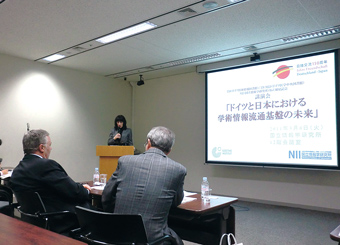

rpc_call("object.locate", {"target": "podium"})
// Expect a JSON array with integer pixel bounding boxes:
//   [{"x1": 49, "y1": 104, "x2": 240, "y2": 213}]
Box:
[{"x1": 96, "y1": 145, "x2": 134, "y2": 177}]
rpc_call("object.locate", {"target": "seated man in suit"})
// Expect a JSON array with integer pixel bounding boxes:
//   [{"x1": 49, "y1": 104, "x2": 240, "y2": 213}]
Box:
[
  {"x1": 10, "y1": 129, "x2": 91, "y2": 235},
  {"x1": 102, "y1": 126, "x2": 187, "y2": 245}
]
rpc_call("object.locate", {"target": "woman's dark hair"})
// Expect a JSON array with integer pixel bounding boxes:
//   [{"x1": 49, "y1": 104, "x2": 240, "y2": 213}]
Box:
[{"x1": 114, "y1": 115, "x2": 127, "y2": 130}]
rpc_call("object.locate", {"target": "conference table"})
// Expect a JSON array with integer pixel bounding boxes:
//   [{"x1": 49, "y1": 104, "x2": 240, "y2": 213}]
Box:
[
  {"x1": 168, "y1": 193, "x2": 237, "y2": 245},
  {"x1": 0, "y1": 213, "x2": 86, "y2": 245},
  {"x1": 88, "y1": 182, "x2": 238, "y2": 245}
]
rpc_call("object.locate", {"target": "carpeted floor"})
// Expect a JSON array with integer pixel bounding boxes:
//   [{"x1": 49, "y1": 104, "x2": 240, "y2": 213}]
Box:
[{"x1": 183, "y1": 200, "x2": 340, "y2": 245}]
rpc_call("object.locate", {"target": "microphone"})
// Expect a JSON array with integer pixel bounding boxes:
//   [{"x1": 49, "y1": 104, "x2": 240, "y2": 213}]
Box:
[{"x1": 117, "y1": 128, "x2": 123, "y2": 145}]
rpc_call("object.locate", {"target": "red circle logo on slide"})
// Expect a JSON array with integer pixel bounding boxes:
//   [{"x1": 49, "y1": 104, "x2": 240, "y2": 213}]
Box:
[{"x1": 273, "y1": 65, "x2": 291, "y2": 79}]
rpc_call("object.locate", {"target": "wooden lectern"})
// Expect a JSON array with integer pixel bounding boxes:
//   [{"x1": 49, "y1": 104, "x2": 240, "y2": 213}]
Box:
[{"x1": 96, "y1": 145, "x2": 134, "y2": 177}]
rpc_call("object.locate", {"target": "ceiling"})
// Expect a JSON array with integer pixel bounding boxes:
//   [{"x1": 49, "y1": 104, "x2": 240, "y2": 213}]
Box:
[{"x1": 0, "y1": 0, "x2": 339, "y2": 82}]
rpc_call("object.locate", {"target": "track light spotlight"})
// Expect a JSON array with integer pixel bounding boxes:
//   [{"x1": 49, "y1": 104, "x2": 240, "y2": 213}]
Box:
[{"x1": 137, "y1": 75, "x2": 144, "y2": 86}]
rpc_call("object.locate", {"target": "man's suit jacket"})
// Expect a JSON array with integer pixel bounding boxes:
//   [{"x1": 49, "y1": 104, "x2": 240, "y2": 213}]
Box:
[
  {"x1": 102, "y1": 148, "x2": 187, "y2": 244},
  {"x1": 10, "y1": 154, "x2": 90, "y2": 233},
  {"x1": 107, "y1": 128, "x2": 133, "y2": 145}
]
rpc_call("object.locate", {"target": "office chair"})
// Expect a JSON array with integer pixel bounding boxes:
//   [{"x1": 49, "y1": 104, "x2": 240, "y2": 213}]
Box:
[
  {"x1": 14, "y1": 191, "x2": 73, "y2": 231},
  {"x1": 0, "y1": 185, "x2": 15, "y2": 217},
  {"x1": 71, "y1": 206, "x2": 177, "y2": 245}
]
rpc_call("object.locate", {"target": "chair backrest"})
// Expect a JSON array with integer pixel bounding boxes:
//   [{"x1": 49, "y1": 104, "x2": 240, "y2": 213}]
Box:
[
  {"x1": 14, "y1": 191, "x2": 48, "y2": 229},
  {"x1": 0, "y1": 185, "x2": 13, "y2": 203},
  {"x1": 0, "y1": 185, "x2": 14, "y2": 217},
  {"x1": 75, "y1": 206, "x2": 149, "y2": 244}
]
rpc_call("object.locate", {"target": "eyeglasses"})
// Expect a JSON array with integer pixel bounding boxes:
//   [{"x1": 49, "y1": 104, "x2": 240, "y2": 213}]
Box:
[{"x1": 144, "y1": 139, "x2": 149, "y2": 148}]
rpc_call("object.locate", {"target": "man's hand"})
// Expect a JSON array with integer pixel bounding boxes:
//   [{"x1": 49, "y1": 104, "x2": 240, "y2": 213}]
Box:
[
  {"x1": 1, "y1": 169, "x2": 8, "y2": 175},
  {"x1": 82, "y1": 184, "x2": 91, "y2": 191}
]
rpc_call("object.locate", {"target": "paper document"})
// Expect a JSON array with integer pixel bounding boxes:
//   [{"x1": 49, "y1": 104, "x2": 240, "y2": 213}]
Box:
[
  {"x1": 181, "y1": 196, "x2": 197, "y2": 204},
  {"x1": 184, "y1": 190, "x2": 197, "y2": 196},
  {"x1": 91, "y1": 185, "x2": 105, "y2": 190},
  {"x1": 0, "y1": 170, "x2": 12, "y2": 179}
]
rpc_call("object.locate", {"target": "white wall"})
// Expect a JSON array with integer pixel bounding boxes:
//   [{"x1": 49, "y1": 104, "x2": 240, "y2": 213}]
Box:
[
  {"x1": 0, "y1": 54, "x2": 132, "y2": 181},
  {"x1": 1, "y1": 40, "x2": 340, "y2": 213},
  {"x1": 133, "y1": 46, "x2": 340, "y2": 213}
]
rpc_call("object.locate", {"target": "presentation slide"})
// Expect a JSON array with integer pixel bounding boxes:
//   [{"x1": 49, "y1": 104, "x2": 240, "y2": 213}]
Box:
[{"x1": 206, "y1": 51, "x2": 339, "y2": 169}]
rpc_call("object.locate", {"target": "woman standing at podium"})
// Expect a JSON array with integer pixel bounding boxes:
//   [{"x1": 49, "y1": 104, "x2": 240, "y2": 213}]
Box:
[{"x1": 108, "y1": 115, "x2": 133, "y2": 146}]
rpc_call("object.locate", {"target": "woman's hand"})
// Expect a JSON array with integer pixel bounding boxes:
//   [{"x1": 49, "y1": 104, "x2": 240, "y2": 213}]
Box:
[{"x1": 114, "y1": 133, "x2": 121, "y2": 140}]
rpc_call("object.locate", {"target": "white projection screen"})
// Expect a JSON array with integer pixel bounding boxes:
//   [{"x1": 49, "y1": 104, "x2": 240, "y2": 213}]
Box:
[{"x1": 206, "y1": 50, "x2": 340, "y2": 170}]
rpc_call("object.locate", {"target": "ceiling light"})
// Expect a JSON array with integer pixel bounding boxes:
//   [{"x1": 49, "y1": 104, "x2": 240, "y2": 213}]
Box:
[
  {"x1": 177, "y1": 8, "x2": 198, "y2": 18},
  {"x1": 243, "y1": 45, "x2": 257, "y2": 51},
  {"x1": 42, "y1": 54, "x2": 66, "y2": 62},
  {"x1": 161, "y1": 53, "x2": 221, "y2": 67},
  {"x1": 282, "y1": 25, "x2": 340, "y2": 43},
  {"x1": 37, "y1": 1, "x2": 249, "y2": 64},
  {"x1": 109, "y1": 52, "x2": 222, "y2": 78},
  {"x1": 203, "y1": 1, "x2": 219, "y2": 9},
  {"x1": 96, "y1": 22, "x2": 157, "y2": 44}
]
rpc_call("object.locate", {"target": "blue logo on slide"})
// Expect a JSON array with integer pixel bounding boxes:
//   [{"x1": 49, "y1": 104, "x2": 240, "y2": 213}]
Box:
[
  {"x1": 288, "y1": 150, "x2": 332, "y2": 160},
  {"x1": 212, "y1": 147, "x2": 221, "y2": 158}
]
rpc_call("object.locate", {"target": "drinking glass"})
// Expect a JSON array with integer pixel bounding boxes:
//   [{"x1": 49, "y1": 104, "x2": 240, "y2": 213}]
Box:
[{"x1": 100, "y1": 174, "x2": 107, "y2": 186}]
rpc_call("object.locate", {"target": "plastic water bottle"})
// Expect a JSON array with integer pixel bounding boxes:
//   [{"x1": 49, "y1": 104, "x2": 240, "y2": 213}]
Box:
[
  {"x1": 201, "y1": 177, "x2": 209, "y2": 200},
  {"x1": 93, "y1": 167, "x2": 100, "y2": 185}
]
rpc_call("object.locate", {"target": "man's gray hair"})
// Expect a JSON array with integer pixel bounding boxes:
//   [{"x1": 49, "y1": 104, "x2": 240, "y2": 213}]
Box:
[
  {"x1": 23, "y1": 129, "x2": 49, "y2": 154},
  {"x1": 147, "y1": 126, "x2": 175, "y2": 154}
]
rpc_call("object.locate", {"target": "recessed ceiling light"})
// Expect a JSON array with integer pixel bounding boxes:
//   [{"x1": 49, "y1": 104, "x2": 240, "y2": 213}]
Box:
[
  {"x1": 177, "y1": 8, "x2": 198, "y2": 18},
  {"x1": 203, "y1": 1, "x2": 219, "y2": 9},
  {"x1": 96, "y1": 22, "x2": 157, "y2": 44},
  {"x1": 243, "y1": 45, "x2": 257, "y2": 51},
  {"x1": 42, "y1": 54, "x2": 65, "y2": 62}
]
